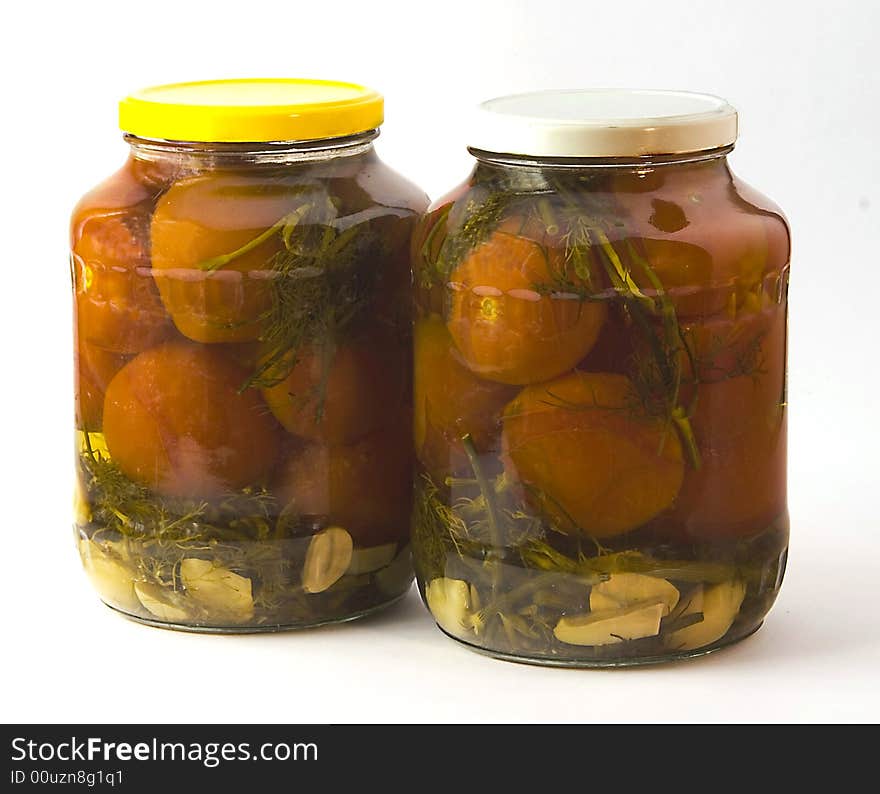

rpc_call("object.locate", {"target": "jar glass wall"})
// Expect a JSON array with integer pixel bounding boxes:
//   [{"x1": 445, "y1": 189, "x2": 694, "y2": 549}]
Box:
[
  {"x1": 411, "y1": 91, "x2": 789, "y2": 665},
  {"x1": 72, "y1": 80, "x2": 427, "y2": 631}
]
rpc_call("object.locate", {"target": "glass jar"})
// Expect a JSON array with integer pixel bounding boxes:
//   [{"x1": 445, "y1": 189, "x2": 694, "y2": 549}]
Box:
[
  {"x1": 72, "y1": 79, "x2": 428, "y2": 631},
  {"x1": 412, "y1": 90, "x2": 789, "y2": 665}
]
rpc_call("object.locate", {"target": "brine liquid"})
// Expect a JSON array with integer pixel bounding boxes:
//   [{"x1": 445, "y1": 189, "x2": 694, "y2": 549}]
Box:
[
  {"x1": 73, "y1": 146, "x2": 427, "y2": 630},
  {"x1": 411, "y1": 157, "x2": 790, "y2": 664}
]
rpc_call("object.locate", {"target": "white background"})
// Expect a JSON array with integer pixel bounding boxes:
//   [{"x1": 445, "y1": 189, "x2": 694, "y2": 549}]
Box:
[{"x1": 1, "y1": 0, "x2": 878, "y2": 723}]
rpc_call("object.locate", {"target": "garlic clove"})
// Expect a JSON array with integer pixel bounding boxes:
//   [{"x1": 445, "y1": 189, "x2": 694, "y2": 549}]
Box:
[
  {"x1": 134, "y1": 582, "x2": 189, "y2": 623},
  {"x1": 554, "y1": 599, "x2": 666, "y2": 646},
  {"x1": 590, "y1": 572, "x2": 680, "y2": 616},
  {"x1": 179, "y1": 558, "x2": 254, "y2": 622},
  {"x1": 425, "y1": 577, "x2": 478, "y2": 639},
  {"x1": 302, "y1": 526, "x2": 353, "y2": 594},
  {"x1": 79, "y1": 539, "x2": 140, "y2": 613},
  {"x1": 664, "y1": 579, "x2": 746, "y2": 651}
]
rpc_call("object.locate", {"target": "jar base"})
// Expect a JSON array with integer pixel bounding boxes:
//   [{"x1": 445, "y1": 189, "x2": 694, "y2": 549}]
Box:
[
  {"x1": 437, "y1": 620, "x2": 765, "y2": 668},
  {"x1": 100, "y1": 589, "x2": 410, "y2": 634}
]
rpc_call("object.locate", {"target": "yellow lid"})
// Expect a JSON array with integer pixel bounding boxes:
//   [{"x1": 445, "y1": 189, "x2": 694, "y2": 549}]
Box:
[{"x1": 119, "y1": 78, "x2": 384, "y2": 143}]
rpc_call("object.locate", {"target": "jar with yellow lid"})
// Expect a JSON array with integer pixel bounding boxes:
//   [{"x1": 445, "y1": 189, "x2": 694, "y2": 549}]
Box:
[
  {"x1": 72, "y1": 79, "x2": 427, "y2": 631},
  {"x1": 411, "y1": 90, "x2": 789, "y2": 665}
]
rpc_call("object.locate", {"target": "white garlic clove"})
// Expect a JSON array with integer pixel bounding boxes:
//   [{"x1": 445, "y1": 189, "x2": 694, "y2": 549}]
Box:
[
  {"x1": 554, "y1": 600, "x2": 666, "y2": 646},
  {"x1": 302, "y1": 526, "x2": 353, "y2": 594},
  {"x1": 664, "y1": 579, "x2": 746, "y2": 651},
  {"x1": 79, "y1": 539, "x2": 140, "y2": 613},
  {"x1": 590, "y1": 572, "x2": 680, "y2": 616},
  {"x1": 425, "y1": 577, "x2": 479, "y2": 639},
  {"x1": 179, "y1": 558, "x2": 254, "y2": 622},
  {"x1": 134, "y1": 582, "x2": 190, "y2": 622}
]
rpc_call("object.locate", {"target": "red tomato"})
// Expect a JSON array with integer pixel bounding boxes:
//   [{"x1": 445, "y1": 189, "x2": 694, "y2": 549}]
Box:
[
  {"x1": 447, "y1": 221, "x2": 606, "y2": 385},
  {"x1": 150, "y1": 172, "x2": 306, "y2": 343},
  {"x1": 664, "y1": 304, "x2": 787, "y2": 539},
  {"x1": 503, "y1": 372, "x2": 684, "y2": 538},
  {"x1": 262, "y1": 334, "x2": 406, "y2": 445},
  {"x1": 103, "y1": 342, "x2": 280, "y2": 497},
  {"x1": 414, "y1": 315, "x2": 515, "y2": 479},
  {"x1": 72, "y1": 162, "x2": 173, "y2": 355},
  {"x1": 274, "y1": 431, "x2": 411, "y2": 547}
]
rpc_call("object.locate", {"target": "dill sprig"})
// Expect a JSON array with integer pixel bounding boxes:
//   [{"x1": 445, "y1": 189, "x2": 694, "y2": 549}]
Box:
[
  {"x1": 78, "y1": 440, "x2": 410, "y2": 625},
  {"x1": 249, "y1": 199, "x2": 390, "y2": 389},
  {"x1": 417, "y1": 166, "x2": 703, "y2": 469},
  {"x1": 421, "y1": 174, "x2": 537, "y2": 286},
  {"x1": 79, "y1": 441, "x2": 281, "y2": 546},
  {"x1": 461, "y1": 434, "x2": 503, "y2": 594},
  {"x1": 190, "y1": 184, "x2": 395, "y2": 392},
  {"x1": 437, "y1": 189, "x2": 518, "y2": 273},
  {"x1": 412, "y1": 464, "x2": 774, "y2": 656},
  {"x1": 412, "y1": 472, "x2": 463, "y2": 582},
  {"x1": 525, "y1": 176, "x2": 702, "y2": 469}
]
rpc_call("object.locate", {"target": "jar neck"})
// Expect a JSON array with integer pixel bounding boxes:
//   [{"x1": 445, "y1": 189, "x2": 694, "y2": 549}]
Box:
[
  {"x1": 467, "y1": 146, "x2": 734, "y2": 191},
  {"x1": 469, "y1": 145, "x2": 733, "y2": 171},
  {"x1": 125, "y1": 130, "x2": 379, "y2": 169}
]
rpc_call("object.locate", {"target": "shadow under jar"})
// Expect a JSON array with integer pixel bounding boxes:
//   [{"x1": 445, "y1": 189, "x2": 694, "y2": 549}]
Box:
[
  {"x1": 72, "y1": 79, "x2": 428, "y2": 631},
  {"x1": 411, "y1": 89, "x2": 790, "y2": 666}
]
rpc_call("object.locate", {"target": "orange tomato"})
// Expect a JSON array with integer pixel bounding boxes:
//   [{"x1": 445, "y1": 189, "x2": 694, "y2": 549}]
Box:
[
  {"x1": 150, "y1": 172, "x2": 307, "y2": 343},
  {"x1": 446, "y1": 224, "x2": 606, "y2": 385},
  {"x1": 72, "y1": 164, "x2": 173, "y2": 355},
  {"x1": 274, "y1": 431, "x2": 411, "y2": 547},
  {"x1": 503, "y1": 372, "x2": 684, "y2": 538},
  {"x1": 414, "y1": 316, "x2": 515, "y2": 478},
  {"x1": 75, "y1": 337, "x2": 128, "y2": 431},
  {"x1": 262, "y1": 336, "x2": 405, "y2": 444},
  {"x1": 102, "y1": 341, "x2": 280, "y2": 497},
  {"x1": 664, "y1": 305, "x2": 787, "y2": 538}
]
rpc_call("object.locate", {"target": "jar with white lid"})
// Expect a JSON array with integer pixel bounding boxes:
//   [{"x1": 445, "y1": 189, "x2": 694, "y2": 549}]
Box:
[
  {"x1": 72, "y1": 79, "x2": 427, "y2": 631},
  {"x1": 411, "y1": 89, "x2": 789, "y2": 665}
]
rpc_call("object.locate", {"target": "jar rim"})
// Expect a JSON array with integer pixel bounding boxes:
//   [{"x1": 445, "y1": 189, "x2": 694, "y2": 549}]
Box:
[
  {"x1": 124, "y1": 129, "x2": 379, "y2": 157},
  {"x1": 467, "y1": 144, "x2": 734, "y2": 169},
  {"x1": 468, "y1": 89, "x2": 738, "y2": 159}
]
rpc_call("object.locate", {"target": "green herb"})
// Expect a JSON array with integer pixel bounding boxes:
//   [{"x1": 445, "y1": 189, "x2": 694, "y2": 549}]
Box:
[
  {"x1": 421, "y1": 173, "x2": 538, "y2": 286},
  {"x1": 461, "y1": 434, "x2": 503, "y2": 595},
  {"x1": 412, "y1": 164, "x2": 782, "y2": 661},
  {"x1": 77, "y1": 438, "x2": 407, "y2": 627},
  {"x1": 189, "y1": 183, "x2": 401, "y2": 397},
  {"x1": 196, "y1": 202, "x2": 311, "y2": 273},
  {"x1": 526, "y1": 178, "x2": 702, "y2": 469},
  {"x1": 80, "y1": 435, "x2": 278, "y2": 546},
  {"x1": 418, "y1": 165, "x2": 703, "y2": 468},
  {"x1": 413, "y1": 464, "x2": 783, "y2": 659}
]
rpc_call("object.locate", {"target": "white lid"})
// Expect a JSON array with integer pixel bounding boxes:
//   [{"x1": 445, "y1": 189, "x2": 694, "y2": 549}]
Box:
[{"x1": 469, "y1": 89, "x2": 738, "y2": 158}]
